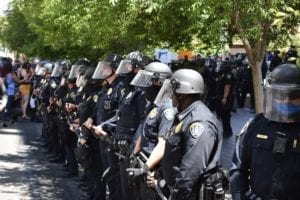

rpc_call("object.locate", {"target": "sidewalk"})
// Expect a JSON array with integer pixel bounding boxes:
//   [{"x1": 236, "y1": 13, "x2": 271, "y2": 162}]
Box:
[{"x1": 221, "y1": 107, "x2": 255, "y2": 170}]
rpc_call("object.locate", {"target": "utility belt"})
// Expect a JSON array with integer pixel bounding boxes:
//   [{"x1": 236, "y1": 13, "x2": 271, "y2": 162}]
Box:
[
  {"x1": 199, "y1": 167, "x2": 229, "y2": 200},
  {"x1": 245, "y1": 190, "x2": 262, "y2": 200},
  {"x1": 114, "y1": 126, "x2": 136, "y2": 141}
]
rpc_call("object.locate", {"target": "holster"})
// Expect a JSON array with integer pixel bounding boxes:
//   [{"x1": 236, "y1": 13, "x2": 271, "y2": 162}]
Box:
[{"x1": 200, "y1": 168, "x2": 229, "y2": 200}]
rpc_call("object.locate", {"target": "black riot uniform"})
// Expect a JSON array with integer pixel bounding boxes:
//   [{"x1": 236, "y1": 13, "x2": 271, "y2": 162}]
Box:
[
  {"x1": 115, "y1": 86, "x2": 149, "y2": 200},
  {"x1": 230, "y1": 114, "x2": 300, "y2": 200},
  {"x1": 230, "y1": 63, "x2": 300, "y2": 200},
  {"x1": 63, "y1": 83, "x2": 79, "y2": 175},
  {"x1": 94, "y1": 76, "x2": 130, "y2": 200},
  {"x1": 78, "y1": 85, "x2": 105, "y2": 199},
  {"x1": 126, "y1": 61, "x2": 173, "y2": 200},
  {"x1": 215, "y1": 61, "x2": 235, "y2": 136}
]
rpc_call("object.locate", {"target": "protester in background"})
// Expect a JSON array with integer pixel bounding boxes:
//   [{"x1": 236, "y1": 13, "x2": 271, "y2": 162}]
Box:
[
  {"x1": 1, "y1": 58, "x2": 22, "y2": 126},
  {"x1": 18, "y1": 61, "x2": 33, "y2": 119}
]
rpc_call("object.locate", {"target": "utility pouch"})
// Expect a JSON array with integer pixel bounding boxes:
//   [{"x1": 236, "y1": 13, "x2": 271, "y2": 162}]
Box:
[
  {"x1": 202, "y1": 168, "x2": 229, "y2": 200},
  {"x1": 273, "y1": 132, "x2": 287, "y2": 154}
]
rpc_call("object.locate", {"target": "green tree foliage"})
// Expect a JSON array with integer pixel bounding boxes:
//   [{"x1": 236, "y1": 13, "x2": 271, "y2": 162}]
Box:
[{"x1": 0, "y1": 1, "x2": 299, "y2": 111}]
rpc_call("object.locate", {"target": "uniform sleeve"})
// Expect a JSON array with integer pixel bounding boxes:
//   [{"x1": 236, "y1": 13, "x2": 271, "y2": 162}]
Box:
[
  {"x1": 230, "y1": 118, "x2": 255, "y2": 200},
  {"x1": 171, "y1": 122, "x2": 217, "y2": 200}
]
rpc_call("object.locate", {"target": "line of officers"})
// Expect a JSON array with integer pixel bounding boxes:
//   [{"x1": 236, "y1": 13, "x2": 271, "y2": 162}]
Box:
[{"x1": 33, "y1": 50, "x2": 300, "y2": 200}]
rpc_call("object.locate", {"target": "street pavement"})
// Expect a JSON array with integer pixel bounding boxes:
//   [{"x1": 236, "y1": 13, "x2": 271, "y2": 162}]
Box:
[
  {"x1": 0, "y1": 108, "x2": 254, "y2": 200},
  {"x1": 0, "y1": 119, "x2": 79, "y2": 200}
]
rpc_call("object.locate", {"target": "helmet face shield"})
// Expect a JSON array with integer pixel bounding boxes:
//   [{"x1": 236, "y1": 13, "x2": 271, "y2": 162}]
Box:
[
  {"x1": 130, "y1": 70, "x2": 154, "y2": 87},
  {"x1": 36, "y1": 67, "x2": 47, "y2": 76},
  {"x1": 51, "y1": 63, "x2": 63, "y2": 77},
  {"x1": 115, "y1": 60, "x2": 133, "y2": 75},
  {"x1": 35, "y1": 64, "x2": 42, "y2": 74},
  {"x1": 153, "y1": 79, "x2": 174, "y2": 106},
  {"x1": 91, "y1": 62, "x2": 112, "y2": 80},
  {"x1": 68, "y1": 65, "x2": 82, "y2": 80},
  {"x1": 264, "y1": 84, "x2": 300, "y2": 122}
]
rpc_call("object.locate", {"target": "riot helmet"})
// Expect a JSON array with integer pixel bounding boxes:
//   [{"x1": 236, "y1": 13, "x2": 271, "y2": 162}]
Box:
[
  {"x1": 130, "y1": 62, "x2": 172, "y2": 102},
  {"x1": 154, "y1": 69, "x2": 204, "y2": 109},
  {"x1": 51, "y1": 59, "x2": 71, "y2": 77},
  {"x1": 130, "y1": 62, "x2": 172, "y2": 88},
  {"x1": 79, "y1": 67, "x2": 95, "y2": 88},
  {"x1": 92, "y1": 54, "x2": 122, "y2": 80},
  {"x1": 44, "y1": 62, "x2": 54, "y2": 74},
  {"x1": 264, "y1": 63, "x2": 300, "y2": 122},
  {"x1": 116, "y1": 51, "x2": 151, "y2": 75},
  {"x1": 68, "y1": 58, "x2": 90, "y2": 82},
  {"x1": 103, "y1": 54, "x2": 122, "y2": 70},
  {"x1": 35, "y1": 61, "x2": 49, "y2": 75},
  {"x1": 170, "y1": 69, "x2": 204, "y2": 94}
]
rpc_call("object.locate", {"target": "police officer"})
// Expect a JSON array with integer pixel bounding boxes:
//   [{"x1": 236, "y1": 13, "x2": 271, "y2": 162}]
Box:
[
  {"x1": 216, "y1": 60, "x2": 235, "y2": 136},
  {"x1": 230, "y1": 63, "x2": 300, "y2": 200},
  {"x1": 161, "y1": 69, "x2": 223, "y2": 200},
  {"x1": 203, "y1": 57, "x2": 218, "y2": 111},
  {"x1": 86, "y1": 54, "x2": 128, "y2": 200},
  {"x1": 111, "y1": 51, "x2": 151, "y2": 200},
  {"x1": 72, "y1": 66, "x2": 106, "y2": 200},
  {"x1": 62, "y1": 59, "x2": 89, "y2": 177},
  {"x1": 129, "y1": 62, "x2": 174, "y2": 200}
]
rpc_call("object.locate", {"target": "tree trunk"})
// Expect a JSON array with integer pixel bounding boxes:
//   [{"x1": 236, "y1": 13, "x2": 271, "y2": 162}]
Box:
[{"x1": 250, "y1": 60, "x2": 264, "y2": 113}]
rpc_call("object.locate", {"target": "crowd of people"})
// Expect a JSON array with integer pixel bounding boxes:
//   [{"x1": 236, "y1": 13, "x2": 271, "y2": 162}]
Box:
[{"x1": 0, "y1": 46, "x2": 299, "y2": 200}]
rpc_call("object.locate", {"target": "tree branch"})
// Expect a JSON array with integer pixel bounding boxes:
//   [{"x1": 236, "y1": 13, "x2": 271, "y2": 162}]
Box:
[{"x1": 234, "y1": 10, "x2": 254, "y2": 65}]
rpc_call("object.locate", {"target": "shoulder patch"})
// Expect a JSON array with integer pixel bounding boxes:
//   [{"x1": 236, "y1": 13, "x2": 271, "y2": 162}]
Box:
[
  {"x1": 175, "y1": 121, "x2": 183, "y2": 134},
  {"x1": 107, "y1": 88, "x2": 113, "y2": 95},
  {"x1": 93, "y1": 95, "x2": 98, "y2": 103},
  {"x1": 163, "y1": 108, "x2": 175, "y2": 121},
  {"x1": 189, "y1": 122, "x2": 205, "y2": 139}
]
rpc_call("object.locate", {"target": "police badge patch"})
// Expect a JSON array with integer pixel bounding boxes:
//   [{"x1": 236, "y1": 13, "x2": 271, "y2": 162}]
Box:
[
  {"x1": 163, "y1": 108, "x2": 175, "y2": 121},
  {"x1": 120, "y1": 88, "x2": 126, "y2": 97},
  {"x1": 107, "y1": 88, "x2": 113, "y2": 95},
  {"x1": 175, "y1": 121, "x2": 183, "y2": 134},
  {"x1": 189, "y1": 122, "x2": 205, "y2": 138},
  {"x1": 149, "y1": 108, "x2": 158, "y2": 119},
  {"x1": 93, "y1": 95, "x2": 98, "y2": 103}
]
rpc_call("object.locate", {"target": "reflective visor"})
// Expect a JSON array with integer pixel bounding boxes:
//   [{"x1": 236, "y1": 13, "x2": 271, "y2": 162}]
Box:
[
  {"x1": 153, "y1": 79, "x2": 174, "y2": 106},
  {"x1": 264, "y1": 83, "x2": 300, "y2": 122},
  {"x1": 68, "y1": 65, "x2": 82, "y2": 80},
  {"x1": 36, "y1": 67, "x2": 47, "y2": 76},
  {"x1": 35, "y1": 64, "x2": 42, "y2": 74},
  {"x1": 91, "y1": 62, "x2": 112, "y2": 80},
  {"x1": 115, "y1": 60, "x2": 133, "y2": 75},
  {"x1": 51, "y1": 63, "x2": 62, "y2": 77},
  {"x1": 130, "y1": 70, "x2": 154, "y2": 87}
]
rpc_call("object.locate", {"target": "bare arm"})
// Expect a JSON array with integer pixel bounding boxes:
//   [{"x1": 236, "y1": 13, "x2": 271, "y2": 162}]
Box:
[{"x1": 146, "y1": 137, "x2": 166, "y2": 170}]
